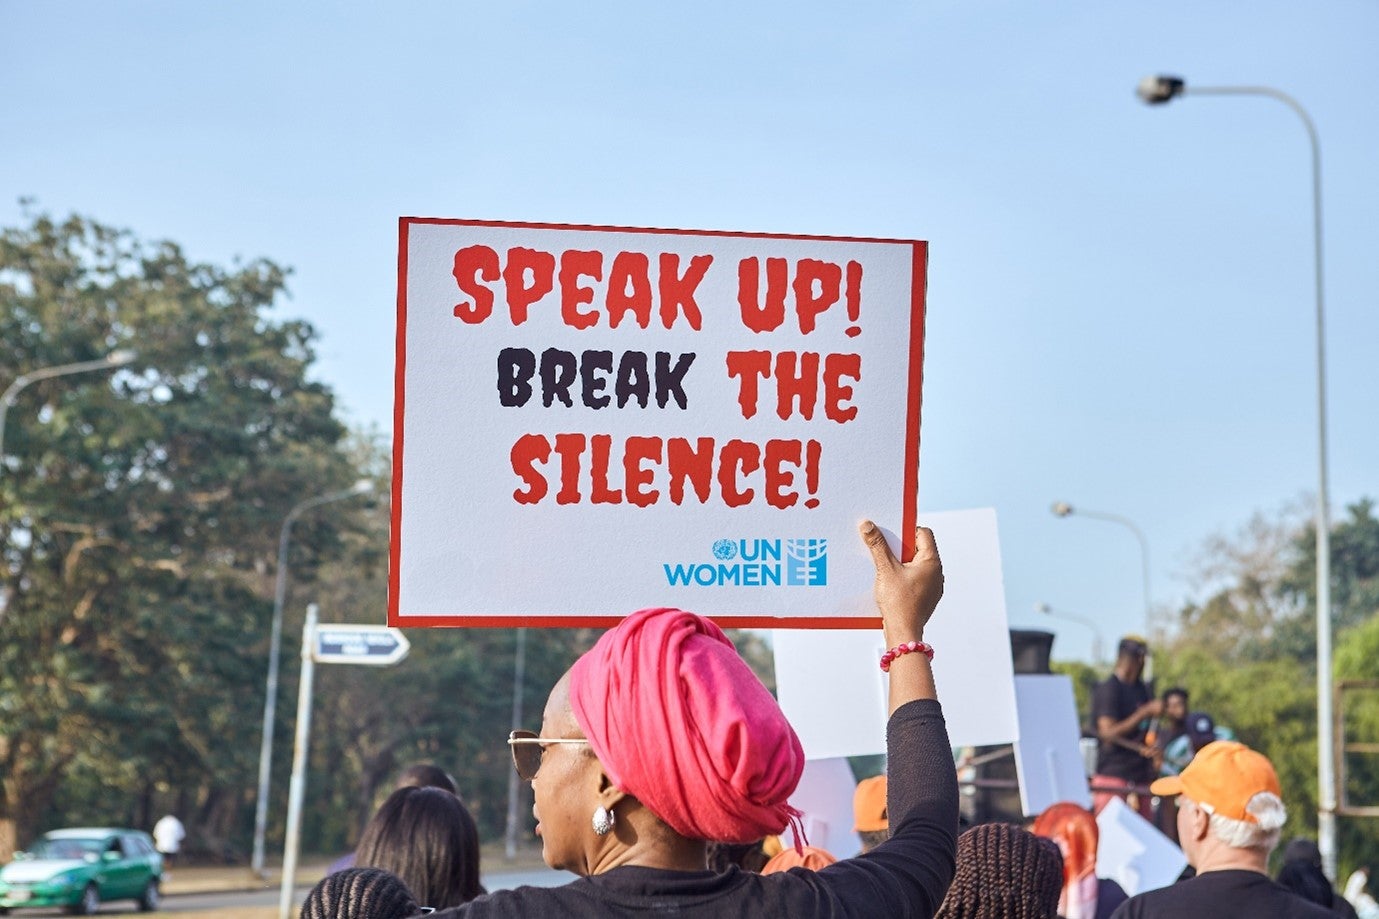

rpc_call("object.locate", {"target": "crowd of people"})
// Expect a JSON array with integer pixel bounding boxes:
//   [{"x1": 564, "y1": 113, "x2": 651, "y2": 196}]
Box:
[
  {"x1": 1089, "y1": 635, "x2": 1236, "y2": 843},
  {"x1": 294, "y1": 523, "x2": 1372, "y2": 918}
]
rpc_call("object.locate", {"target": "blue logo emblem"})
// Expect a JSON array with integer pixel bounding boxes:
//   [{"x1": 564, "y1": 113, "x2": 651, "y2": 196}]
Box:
[
  {"x1": 785, "y1": 539, "x2": 828, "y2": 586},
  {"x1": 662, "y1": 538, "x2": 827, "y2": 588}
]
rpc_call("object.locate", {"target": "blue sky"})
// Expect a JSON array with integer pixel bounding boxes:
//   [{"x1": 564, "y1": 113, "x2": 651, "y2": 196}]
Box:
[{"x1": 4, "y1": 1, "x2": 1376, "y2": 662}]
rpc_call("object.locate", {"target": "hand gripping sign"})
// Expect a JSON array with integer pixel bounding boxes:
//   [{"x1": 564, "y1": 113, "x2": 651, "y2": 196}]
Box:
[{"x1": 392, "y1": 218, "x2": 927, "y2": 628}]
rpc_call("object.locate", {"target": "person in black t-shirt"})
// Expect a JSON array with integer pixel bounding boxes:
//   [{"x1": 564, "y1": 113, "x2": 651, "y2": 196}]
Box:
[
  {"x1": 1090, "y1": 636, "x2": 1160, "y2": 819},
  {"x1": 1109, "y1": 741, "x2": 1332, "y2": 919}
]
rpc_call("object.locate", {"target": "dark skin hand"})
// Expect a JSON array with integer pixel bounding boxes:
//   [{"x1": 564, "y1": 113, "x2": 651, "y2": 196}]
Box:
[{"x1": 859, "y1": 521, "x2": 944, "y2": 715}]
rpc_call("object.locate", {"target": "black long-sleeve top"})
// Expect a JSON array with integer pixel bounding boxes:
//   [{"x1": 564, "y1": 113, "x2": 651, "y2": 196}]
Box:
[{"x1": 432, "y1": 698, "x2": 957, "y2": 919}]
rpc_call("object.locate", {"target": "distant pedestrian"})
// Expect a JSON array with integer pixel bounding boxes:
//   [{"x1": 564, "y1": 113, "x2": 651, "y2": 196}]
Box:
[
  {"x1": 1109, "y1": 741, "x2": 1331, "y2": 918},
  {"x1": 152, "y1": 814, "x2": 185, "y2": 867},
  {"x1": 1091, "y1": 636, "x2": 1160, "y2": 820},
  {"x1": 1277, "y1": 848, "x2": 1358, "y2": 919},
  {"x1": 1147, "y1": 687, "x2": 1190, "y2": 767},
  {"x1": 396, "y1": 763, "x2": 461, "y2": 798},
  {"x1": 1160, "y1": 712, "x2": 1235, "y2": 777},
  {"x1": 301, "y1": 867, "x2": 422, "y2": 919}
]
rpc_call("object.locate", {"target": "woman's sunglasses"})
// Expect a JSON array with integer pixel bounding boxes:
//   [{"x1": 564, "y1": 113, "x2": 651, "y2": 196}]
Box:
[{"x1": 508, "y1": 729, "x2": 590, "y2": 781}]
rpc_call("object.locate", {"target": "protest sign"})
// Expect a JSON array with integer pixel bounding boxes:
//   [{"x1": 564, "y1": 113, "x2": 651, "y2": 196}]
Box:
[
  {"x1": 779, "y1": 757, "x2": 865, "y2": 860},
  {"x1": 1096, "y1": 796, "x2": 1188, "y2": 896},
  {"x1": 392, "y1": 218, "x2": 926, "y2": 627},
  {"x1": 774, "y1": 509, "x2": 1018, "y2": 754},
  {"x1": 1013, "y1": 674, "x2": 1093, "y2": 815}
]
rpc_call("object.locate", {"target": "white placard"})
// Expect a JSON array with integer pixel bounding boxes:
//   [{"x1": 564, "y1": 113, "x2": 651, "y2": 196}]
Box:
[
  {"x1": 392, "y1": 218, "x2": 926, "y2": 627},
  {"x1": 779, "y1": 757, "x2": 863, "y2": 860},
  {"x1": 1013, "y1": 674, "x2": 1092, "y2": 815},
  {"x1": 1095, "y1": 796, "x2": 1187, "y2": 896},
  {"x1": 774, "y1": 509, "x2": 1018, "y2": 754}
]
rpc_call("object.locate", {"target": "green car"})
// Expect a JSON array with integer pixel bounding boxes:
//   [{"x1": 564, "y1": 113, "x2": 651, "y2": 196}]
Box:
[{"x1": 0, "y1": 828, "x2": 163, "y2": 914}]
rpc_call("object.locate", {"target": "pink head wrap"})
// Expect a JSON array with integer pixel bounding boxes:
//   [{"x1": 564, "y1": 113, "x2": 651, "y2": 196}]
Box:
[{"x1": 568, "y1": 607, "x2": 805, "y2": 843}]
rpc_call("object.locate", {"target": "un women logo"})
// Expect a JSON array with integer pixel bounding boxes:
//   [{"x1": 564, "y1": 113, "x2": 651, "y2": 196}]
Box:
[{"x1": 784, "y1": 538, "x2": 827, "y2": 586}]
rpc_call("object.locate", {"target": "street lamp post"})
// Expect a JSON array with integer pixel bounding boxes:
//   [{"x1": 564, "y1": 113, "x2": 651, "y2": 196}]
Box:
[
  {"x1": 0, "y1": 350, "x2": 138, "y2": 466},
  {"x1": 1036, "y1": 603, "x2": 1105, "y2": 665},
  {"x1": 1051, "y1": 502, "x2": 1152, "y2": 638},
  {"x1": 1136, "y1": 74, "x2": 1336, "y2": 878},
  {"x1": 250, "y1": 478, "x2": 375, "y2": 877}
]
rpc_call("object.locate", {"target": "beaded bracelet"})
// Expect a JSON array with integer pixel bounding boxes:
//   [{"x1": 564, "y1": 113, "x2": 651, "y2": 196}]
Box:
[{"x1": 880, "y1": 640, "x2": 935, "y2": 672}]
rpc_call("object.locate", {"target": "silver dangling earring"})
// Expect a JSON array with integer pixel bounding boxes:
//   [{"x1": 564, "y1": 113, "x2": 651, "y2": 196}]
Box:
[{"x1": 592, "y1": 805, "x2": 615, "y2": 836}]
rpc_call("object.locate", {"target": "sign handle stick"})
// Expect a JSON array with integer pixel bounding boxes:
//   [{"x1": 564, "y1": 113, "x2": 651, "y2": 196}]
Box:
[
  {"x1": 503, "y1": 627, "x2": 527, "y2": 859},
  {"x1": 1045, "y1": 748, "x2": 1062, "y2": 802},
  {"x1": 278, "y1": 604, "x2": 318, "y2": 919}
]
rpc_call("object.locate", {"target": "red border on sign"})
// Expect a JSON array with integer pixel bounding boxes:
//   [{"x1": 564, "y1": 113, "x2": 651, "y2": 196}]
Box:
[
  {"x1": 388, "y1": 218, "x2": 927, "y2": 631},
  {"x1": 901, "y1": 241, "x2": 928, "y2": 565},
  {"x1": 389, "y1": 218, "x2": 410, "y2": 629}
]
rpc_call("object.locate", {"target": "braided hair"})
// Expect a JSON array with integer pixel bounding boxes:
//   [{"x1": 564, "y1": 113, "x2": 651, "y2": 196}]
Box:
[
  {"x1": 935, "y1": 822, "x2": 1064, "y2": 919},
  {"x1": 300, "y1": 867, "x2": 421, "y2": 919}
]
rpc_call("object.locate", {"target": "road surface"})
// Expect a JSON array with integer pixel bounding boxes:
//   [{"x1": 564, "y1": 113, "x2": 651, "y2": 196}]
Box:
[{"x1": 4, "y1": 864, "x2": 570, "y2": 914}]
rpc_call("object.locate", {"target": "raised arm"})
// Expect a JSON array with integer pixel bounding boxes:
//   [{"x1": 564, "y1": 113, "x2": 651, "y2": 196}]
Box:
[
  {"x1": 829, "y1": 521, "x2": 955, "y2": 918},
  {"x1": 859, "y1": 521, "x2": 943, "y2": 714}
]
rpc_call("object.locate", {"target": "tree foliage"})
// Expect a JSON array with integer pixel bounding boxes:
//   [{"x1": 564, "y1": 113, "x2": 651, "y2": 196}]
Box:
[
  {"x1": 1151, "y1": 498, "x2": 1379, "y2": 875},
  {"x1": 0, "y1": 211, "x2": 359, "y2": 859},
  {"x1": 0, "y1": 212, "x2": 620, "y2": 863}
]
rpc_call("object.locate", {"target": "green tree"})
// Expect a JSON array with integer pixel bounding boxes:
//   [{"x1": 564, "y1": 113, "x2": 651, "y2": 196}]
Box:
[
  {"x1": 1151, "y1": 646, "x2": 1316, "y2": 844},
  {"x1": 1051, "y1": 659, "x2": 1101, "y2": 732},
  {"x1": 1331, "y1": 604, "x2": 1379, "y2": 879},
  {"x1": 1157, "y1": 498, "x2": 1379, "y2": 871},
  {"x1": 1277, "y1": 500, "x2": 1379, "y2": 659},
  {"x1": 0, "y1": 211, "x2": 360, "y2": 860}
]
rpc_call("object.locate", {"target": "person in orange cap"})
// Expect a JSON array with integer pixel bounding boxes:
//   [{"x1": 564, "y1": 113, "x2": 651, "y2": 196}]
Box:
[
  {"x1": 1109, "y1": 741, "x2": 1331, "y2": 918},
  {"x1": 853, "y1": 774, "x2": 889, "y2": 853},
  {"x1": 760, "y1": 845, "x2": 839, "y2": 875}
]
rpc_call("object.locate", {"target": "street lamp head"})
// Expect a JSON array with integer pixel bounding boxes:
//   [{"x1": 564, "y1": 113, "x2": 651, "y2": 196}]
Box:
[
  {"x1": 105, "y1": 349, "x2": 137, "y2": 366},
  {"x1": 1137, "y1": 74, "x2": 1186, "y2": 105},
  {"x1": 350, "y1": 479, "x2": 376, "y2": 495},
  {"x1": 1051, "y1": 501, "x2": 1074, "y2": 518}
]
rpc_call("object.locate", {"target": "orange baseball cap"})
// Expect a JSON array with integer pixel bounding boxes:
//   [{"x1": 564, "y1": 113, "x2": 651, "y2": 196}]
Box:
[
  {"x1": 853, "y1": 774, "x2": 888, "y2": 832},
  {"x1": 1149, "y1": 741, "x2": 1281, "y2": 822},
  {"x1": 761, "y1": 844, "x2": 838, "y2": 874}
]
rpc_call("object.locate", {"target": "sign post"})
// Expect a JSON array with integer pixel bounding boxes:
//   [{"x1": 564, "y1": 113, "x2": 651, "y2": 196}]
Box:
[{"x1": 277, "y1": 610, "x2": 410, "y2": 919}]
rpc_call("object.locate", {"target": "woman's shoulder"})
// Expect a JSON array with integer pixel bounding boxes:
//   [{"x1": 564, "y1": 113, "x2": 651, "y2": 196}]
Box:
[
  {"x1": 429, "y1": 881, "x2": 598, "y2": 918},
  {"x1": 439, "y1": 869, "x2": 840, "y2": 919}
]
